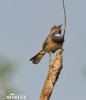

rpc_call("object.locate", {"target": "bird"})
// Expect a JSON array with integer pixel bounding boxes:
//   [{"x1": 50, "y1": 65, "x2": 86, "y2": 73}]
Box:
[{"x1": 30, "y1": 24, "x2": 64, "y2": 64}]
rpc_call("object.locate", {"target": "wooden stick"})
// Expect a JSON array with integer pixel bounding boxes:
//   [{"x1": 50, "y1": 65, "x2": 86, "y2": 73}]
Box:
[{"x1": 40, "y1": 48, "x2": 64, "y2": 100}]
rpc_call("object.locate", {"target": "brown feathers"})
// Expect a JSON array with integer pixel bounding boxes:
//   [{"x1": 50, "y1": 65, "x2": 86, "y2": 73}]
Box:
[{"x1": 30, "y1": 49, "x2": 45, "y2": 64}]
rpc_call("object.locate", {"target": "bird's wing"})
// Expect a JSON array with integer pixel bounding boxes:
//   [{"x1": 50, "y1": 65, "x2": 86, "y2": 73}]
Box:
[
  {"x1": 42, "y1": 36, "x2": 49, "y2": 49},
  {"x1": 42, "y1": 29, "x2": 54, "y2": 48}
]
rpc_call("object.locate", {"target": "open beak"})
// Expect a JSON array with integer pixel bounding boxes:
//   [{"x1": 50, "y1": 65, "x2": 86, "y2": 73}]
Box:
[{"x1": 58, "y1": 24, "x2": 63, "y2": 29}]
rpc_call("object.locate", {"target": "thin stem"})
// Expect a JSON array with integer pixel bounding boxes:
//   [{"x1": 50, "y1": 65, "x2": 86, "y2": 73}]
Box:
[{"x1": 62, "y1": 0, "x2": 66, "y2": 37}]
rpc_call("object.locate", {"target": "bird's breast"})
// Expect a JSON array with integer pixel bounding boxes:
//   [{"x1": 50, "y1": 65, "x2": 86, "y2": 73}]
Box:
[{"x1": 44, "y1": 37, "x2": 63, "y2": 53}]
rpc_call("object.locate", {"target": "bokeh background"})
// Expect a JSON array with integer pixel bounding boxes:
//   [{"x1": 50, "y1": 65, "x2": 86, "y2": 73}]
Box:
[{"x1": 0, "y1": 0, "x2": 86, "y2": 100}]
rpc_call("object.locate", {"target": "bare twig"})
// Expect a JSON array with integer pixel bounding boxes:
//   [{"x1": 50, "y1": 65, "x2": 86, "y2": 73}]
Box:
[
  {"x1": 40, "y1": 48, "x2": 63, "y2": 100},
  {"x1": 62, "y1": 0, "x2": 66, "y2": 37}
]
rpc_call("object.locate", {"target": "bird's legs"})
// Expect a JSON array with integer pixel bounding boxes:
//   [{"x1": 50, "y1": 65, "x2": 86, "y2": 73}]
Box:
[{"x1": 49, "y1": 52, "x2": 51, "y2": 65}]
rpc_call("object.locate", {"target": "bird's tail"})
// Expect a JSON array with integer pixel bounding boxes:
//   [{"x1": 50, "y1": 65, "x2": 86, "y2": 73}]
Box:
[{"x1": 30, "y1": 49, "x2": 45, "y2": 64}]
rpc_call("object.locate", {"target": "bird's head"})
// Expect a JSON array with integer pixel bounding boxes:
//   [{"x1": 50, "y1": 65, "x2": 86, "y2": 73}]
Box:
[
  {"x1": 50, "y1": 24, "x2": 62, "y2": 35},
  {"x1": 50, "y1": 24, "x2": 64, "y2": 43},
  {"x1": 51, "y1": 24, "x2": 62, "y2": 30}
]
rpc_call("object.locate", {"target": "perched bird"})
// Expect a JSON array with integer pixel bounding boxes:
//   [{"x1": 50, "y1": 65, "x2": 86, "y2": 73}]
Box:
[{"x1": 30, "y1": 24, "x2": 64, "y2": 64}]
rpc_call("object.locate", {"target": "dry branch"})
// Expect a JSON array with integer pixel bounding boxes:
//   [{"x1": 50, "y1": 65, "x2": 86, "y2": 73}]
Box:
[{"x1": 40, "y1": 48, "x2": 64, "y2": 100}]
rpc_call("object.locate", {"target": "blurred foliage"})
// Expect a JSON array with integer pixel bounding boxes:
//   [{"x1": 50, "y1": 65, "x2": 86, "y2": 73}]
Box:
[
  {"x1": 0, "y1": 61, "x2": 14, "y2": 80},
  {"x1": 0, "y1": 58, "x2": 17, "y2": 99},
  {"x1": 0, "y1": 58, "x2": 26, "y2": 100}
]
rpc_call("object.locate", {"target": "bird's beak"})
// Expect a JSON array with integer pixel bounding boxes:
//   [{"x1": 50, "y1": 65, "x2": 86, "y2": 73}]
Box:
[
  {"x1": 58, "y1": 24, "x2": 63, "y2": 29},
  {"x1": 60, "y1": 24, "x2": 63, "y2": 26}
]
